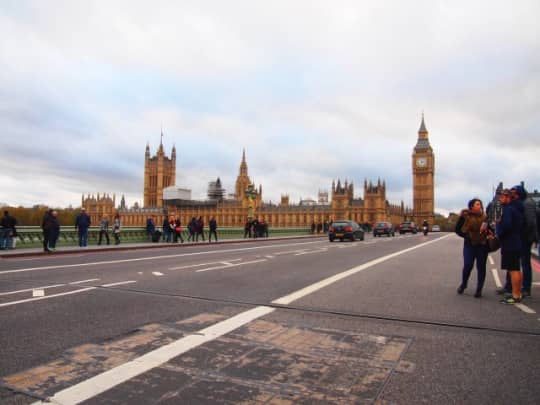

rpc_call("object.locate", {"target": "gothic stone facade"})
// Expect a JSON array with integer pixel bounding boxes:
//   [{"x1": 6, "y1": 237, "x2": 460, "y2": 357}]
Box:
[{"x1": 83, "y1": 117, "x2": 433, "y2": 228}]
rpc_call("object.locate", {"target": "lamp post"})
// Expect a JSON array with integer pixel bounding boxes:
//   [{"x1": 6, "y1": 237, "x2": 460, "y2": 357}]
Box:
[{"x1": 245, "y1": 185, "x2": 257, "y2": 220}]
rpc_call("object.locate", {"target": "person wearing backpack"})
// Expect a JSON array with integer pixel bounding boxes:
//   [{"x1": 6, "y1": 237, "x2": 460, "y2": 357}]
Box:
[{"x1": 512, "y1": 185, "x2": 538, "y2": 298}]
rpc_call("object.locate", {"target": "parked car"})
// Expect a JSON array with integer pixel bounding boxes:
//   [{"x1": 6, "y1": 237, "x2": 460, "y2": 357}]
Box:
[
  {"x1": 431, "y1": 224, "x2": 441, "y2": 232},
  {"x1": 329, "y1": 220, "x2": 365, "y2": 242},
  {"x1": 373, "y1": 221, "x2": 395, "y2": 237},
  {"x1": 399, "y1": 221, "x2": 417, "y2": 234}
]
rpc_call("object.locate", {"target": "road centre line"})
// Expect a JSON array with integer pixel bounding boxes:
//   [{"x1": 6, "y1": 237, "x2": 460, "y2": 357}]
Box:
[
  {"x1": 0, "y1": 284, "x2": 65, "y2": 296},
  {"x1": 489, "y1": 268, "x2": 536, "y2": 314},
  {"x1": 196, "y1": 259, "x2": 267, "y2": 273},
  {"x1": 0, "y1": 287, "x2": 97, "y2": 308},
  {"x1": 295, "y1": 249, "x2": 328, "y2": 256},
  {"x1": 101, "y1": 281, "x2": 137, "y2": 287},
  {"x1": 515, "y1": 303, "x2": 536, "y2": 314},
  {"x1": 274, "y1": 250, "x2": 307, "y2": 255},
  {"x1": 0, "y1": 281, "x2": 136, "y2": 308},
  {"x1": 0, "y1": 279, "x2": 101, "y2": 296},
  {"x1": 0, "y1": 241, "x2": 324, "y2": 275},
  {"x1": 491, "y1": 269, "x2": 502, "y2": 288},
  {"x1": 32, "y1": 306, "x2": 275, "y2": 405},
  {"x1": 169, "y1": 259, "x2": 242, "y2": 270},
  {"x1": 273, "y1": 234, "x2": 453, "y2": 305}
]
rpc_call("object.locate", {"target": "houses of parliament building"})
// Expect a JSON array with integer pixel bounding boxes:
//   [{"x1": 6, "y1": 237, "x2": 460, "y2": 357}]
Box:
[{"x1": 82, "y1": 116, "x2": 435, "y2": 229}]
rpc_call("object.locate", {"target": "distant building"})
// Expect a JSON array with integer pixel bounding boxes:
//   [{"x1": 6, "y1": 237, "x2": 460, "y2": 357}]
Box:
[
  {"x1": 83, "y1": 116, "x2": 432, "y2": 228},
  {"x1": 143, "y1": 133, "x2": 176, "y2": 208},
  {"x1": 163, "y1": 187, "x2": 192, "y2": 201}
]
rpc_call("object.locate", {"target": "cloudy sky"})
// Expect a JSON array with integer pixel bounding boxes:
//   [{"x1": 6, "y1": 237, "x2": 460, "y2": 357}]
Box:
[{"x1": 1, "y1": 1, "x2": 539, "y2": 215}]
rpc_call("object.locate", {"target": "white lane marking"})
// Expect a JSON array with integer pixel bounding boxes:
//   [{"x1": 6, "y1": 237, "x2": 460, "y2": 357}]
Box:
[
  {"x1": 101, "y1": 281, "x2": 137, "y2": 287},
  {"x1": 491, "y1": 269, "x2": 502, "y2": 288},
  {"x1": 32, "y1": 306, "x2": 275, "y2": 405},
  {"x1": 32, "y1": 289, "x2": 45, "y2": 297},
  {"x1": 152, "y1": 272, "x2": 164, "y2": 276},
  {"x1": 533, "y1": 282, "x2": 540, "y2": 286},
  {"x1": 0, "y1": 284, "x2": 65, "y2": 296},
  {"x1": 69, "y1": 279, "x2": 100, "y2": 285},
  {"x1": 0, "y1": 279, "x2": 100, "y2": 296},
  {"x1": 0, "y1": 287, "x2": 97, "y2": 308},
  {"x1": 274, "y1": 250, "x2": 305, "y2": 255},
  {"x1": 273, "y1": 234, "x2": 453, "y2": 305},
  {"x1": 0, "y1": 241, "x2": 324, "y2": 275},
  {"x1": 488, "y1": 256, "x2": 495, "y2": 265},
  {"x1": 0, "y1": 280, "x2": 135, "y2": 308},
  {"x1": 169, "y1": 259, "x2": 242, "y2": 270},
  {"x1": 515, "y1": 303, "x2": 536, "y2": 314},
  {"x1": 196, "y1": 259, "x2": 267, "y2": 273},
  {"x1": 294, "y1": 249, "x2": 328, "y2": 256},
  {"x1": 265, "y1": 255, "x2": 275, "y2": 259}
]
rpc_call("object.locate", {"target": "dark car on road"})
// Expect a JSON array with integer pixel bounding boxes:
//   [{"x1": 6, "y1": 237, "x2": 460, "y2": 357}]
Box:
[
  {"x1": 373, "y1": 221, "x2": 395, "y2": 237},
  {"x1": 399, "y1": 221, "x2": 417, "y2": 234},
  {"x1": 329, "y1": 220, "x2": 365, "y2": 242}
]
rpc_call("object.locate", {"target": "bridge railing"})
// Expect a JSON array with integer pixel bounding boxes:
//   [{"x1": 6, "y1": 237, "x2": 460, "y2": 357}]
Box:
[{"x1": 9, "y1": 226, "x2": 313, "y2": 248}]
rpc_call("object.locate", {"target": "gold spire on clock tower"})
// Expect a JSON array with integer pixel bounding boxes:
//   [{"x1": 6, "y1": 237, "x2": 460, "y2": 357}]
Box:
[{"x1": 412, "y1": 113, "x2": 435, "y2": 226}]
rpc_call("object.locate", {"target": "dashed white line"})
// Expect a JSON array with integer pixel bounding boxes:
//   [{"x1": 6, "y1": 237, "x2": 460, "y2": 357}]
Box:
[
  {"x1": 0, "y1": 279, "x2": 100, "y2": 296},
  {"x1": 69, "y1": 278, "x2": 100, "y2": 285},
  {"x1": 0, "y1": 241, "x2": 324, "y2": 275},
  {"x1": 491, "y1": 269, "x2": 502, "y2": 288},
  {"x1": 0, "y1": 284, "x2": 65, "y2": 296},
  {"x1": 0, "y1": 287, "x2": 97, "y2": 308},
  {"x1": 515, "y1": 303, "x2": 536, "y2": 314},
  {"x1": 196, "y1": 259, "x2": 267, "y2": 273},
  {"x1": 152, "y1": 272, "x2": 164, "y2": 276},
  {"x1": 294, "y1": 249, "x2": 328, "y2": 256},
  {"x1": 169, "y1": 259, "x2": 242, "y2": 271},
  {"x1": 101, "y1": 281, "x2": 137, "y2": 287}
]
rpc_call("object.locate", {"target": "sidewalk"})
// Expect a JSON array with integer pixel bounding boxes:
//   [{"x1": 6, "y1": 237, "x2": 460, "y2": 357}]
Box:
[{"x1": 0, "y1": 234, "x2": 324, "y2": 258}]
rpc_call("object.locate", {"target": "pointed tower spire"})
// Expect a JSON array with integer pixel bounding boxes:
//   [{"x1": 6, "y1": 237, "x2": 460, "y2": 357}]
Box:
[
  {"x1": 239, "y1": 148, "x2": 248, "y2": 176},
  {"x1": 418, "y1": 112, "x2": 428, "y2": 134},
  {"x1": 414, "y1": 112, "x2": 432, "y2": 150}
]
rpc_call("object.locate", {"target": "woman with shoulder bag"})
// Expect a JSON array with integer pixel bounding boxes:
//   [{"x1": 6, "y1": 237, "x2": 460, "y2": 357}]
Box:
[{"x1": 455, "y1": 198, "x2": 489, "y2": 298}]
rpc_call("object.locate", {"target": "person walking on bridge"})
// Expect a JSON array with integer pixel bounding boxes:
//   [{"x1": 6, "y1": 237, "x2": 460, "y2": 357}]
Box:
[{"x1": 455, "y1": 198, "x2": 489, "y2": 298}]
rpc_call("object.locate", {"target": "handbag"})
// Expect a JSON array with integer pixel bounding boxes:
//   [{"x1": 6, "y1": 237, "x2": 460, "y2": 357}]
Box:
[{"x1": 487, "y1": 236, "x2": 500, "y2": 252}]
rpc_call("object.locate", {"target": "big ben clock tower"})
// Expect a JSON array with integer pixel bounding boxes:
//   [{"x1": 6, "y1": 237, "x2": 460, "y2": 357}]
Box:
[{"x1": 412, "y1": 114, "x2": 435, "y2": 226}]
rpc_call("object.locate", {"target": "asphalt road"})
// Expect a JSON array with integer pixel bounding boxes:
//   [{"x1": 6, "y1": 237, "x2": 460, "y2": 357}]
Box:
[{"x1": 0, "y1": 233, "x2": 539, "y2": 404}]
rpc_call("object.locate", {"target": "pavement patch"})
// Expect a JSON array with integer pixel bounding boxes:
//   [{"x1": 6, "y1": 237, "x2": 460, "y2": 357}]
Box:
[{"x1": 2, "y1": 313, "x2": 411, "y2": 403}]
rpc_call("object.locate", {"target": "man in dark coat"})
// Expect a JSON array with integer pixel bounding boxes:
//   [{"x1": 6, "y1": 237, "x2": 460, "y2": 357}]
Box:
[
  {"x1": 1, "y1": 211, "x2": 17, "y2": 249},
  {"x1": 41, "y1": 209, "x2": 55, "y2": 252},
  {"x1": 75, "y1": 207, "x2": 91, "y2": 247},
  {"x1": 209, "y1": 216, "x2": 218, "y2": 242}
]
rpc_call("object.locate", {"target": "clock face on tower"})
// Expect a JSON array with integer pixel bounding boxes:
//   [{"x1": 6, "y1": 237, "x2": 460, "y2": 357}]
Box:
[{"x1": 416, "y1": 157, "x2": 427, "y2": 167}]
